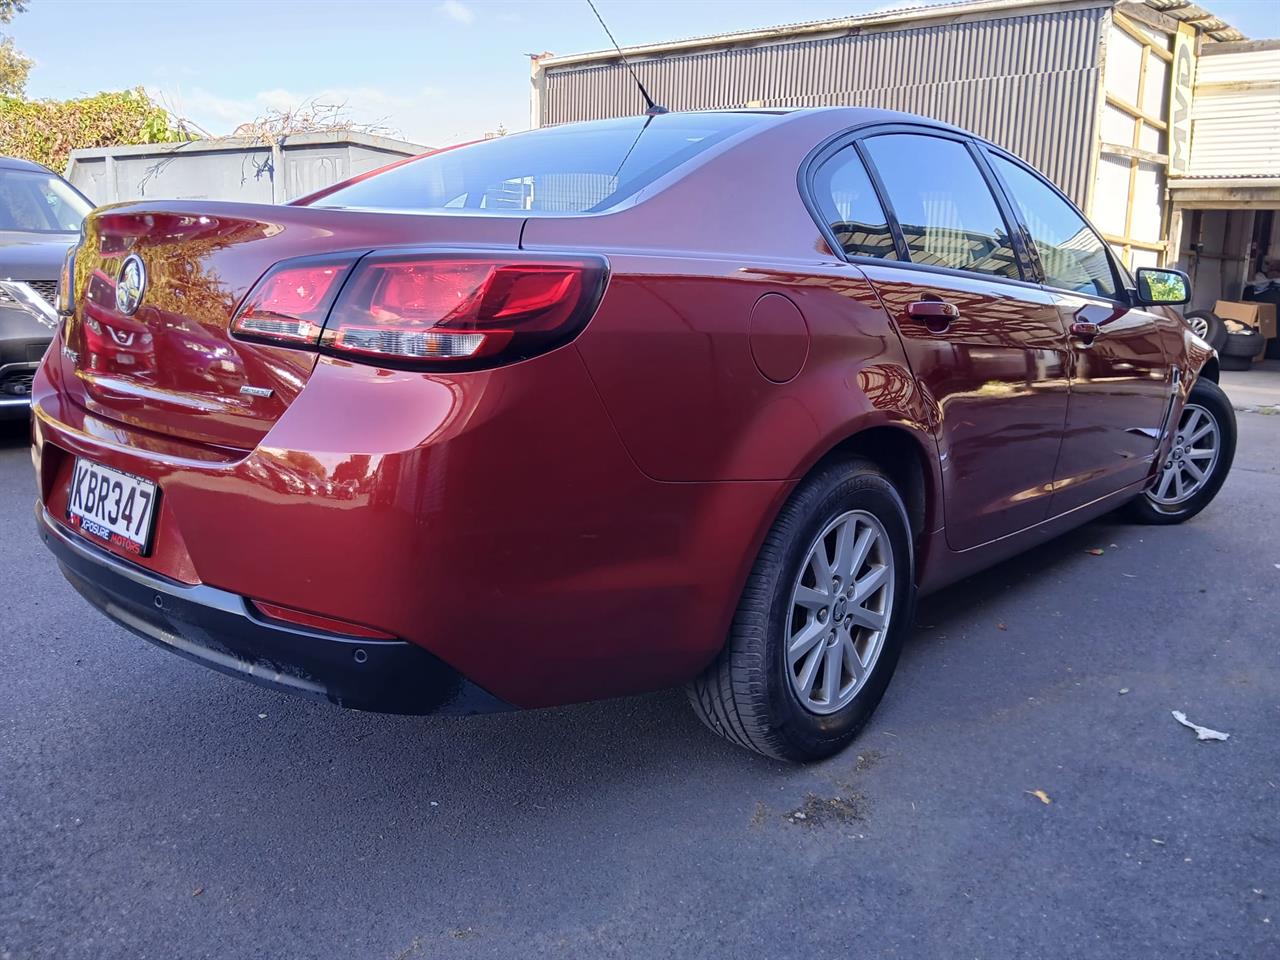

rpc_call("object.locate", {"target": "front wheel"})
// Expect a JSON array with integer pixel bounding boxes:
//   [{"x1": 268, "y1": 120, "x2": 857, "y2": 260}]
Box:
[
  {"x1": 1127, "y1": 377, "x2": 1236, "y2": 525},
  {"x1": 686, "y1": 457, "x2": 914, "y2": 761}
]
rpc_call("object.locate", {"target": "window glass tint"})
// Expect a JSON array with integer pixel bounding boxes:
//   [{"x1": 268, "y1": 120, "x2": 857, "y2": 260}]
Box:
[
  {"x1": 863, "y1": 134, "x2": 1020, "y2": 280},
  {"x1": 0, "y1": 170, "x2": 91, "y2": 233},
  {"x1": 811, "y1": 147, "x2": 896, "y2": 260},
  {"x1": 990, "y1": 154, "x2": 1118, "y2": 299},
  {"x1": 313, "y1": 113, "x2": 765, "y2": 215}
]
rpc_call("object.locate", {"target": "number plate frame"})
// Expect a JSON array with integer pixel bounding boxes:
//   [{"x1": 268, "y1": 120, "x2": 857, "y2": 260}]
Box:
[{"x1": 66, "y1": 458, "x2": 160, "y2": 557}]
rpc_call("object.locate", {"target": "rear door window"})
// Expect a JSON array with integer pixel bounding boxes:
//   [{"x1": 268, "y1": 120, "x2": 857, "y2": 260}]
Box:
[
  {"x1": 810, "y1": 147, "x2": 897, "y2": 260},
  {"x1": 862, "y1": 133, "x2": 1021, "y2": 281},
  {"x1": 988, "y1": 153, "x2": 1119, "y2": 299}
]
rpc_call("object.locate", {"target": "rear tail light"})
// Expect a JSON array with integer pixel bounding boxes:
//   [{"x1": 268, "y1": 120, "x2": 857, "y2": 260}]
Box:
[
  {"x1": 231, "y1": 257, "x2": 354, "y2": 347},
  {"x1": 231, "y1": 251, "x2": 607, "y2": 370}
]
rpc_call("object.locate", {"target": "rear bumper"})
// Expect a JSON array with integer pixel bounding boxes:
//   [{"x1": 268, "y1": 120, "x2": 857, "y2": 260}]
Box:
[
  {"x1": 37, "y1": 504, "x2": 511, "y2": 715},
  {"x1": 0, "y1": 299, "x2": 47, "y2": 419},
  {"x1": 31, "y1": 339, "x2": 790, "y2": 709},
  {"x1": 0, "y1": 394, "x2": 31, "y2": 420},
  {"x1": 0, "y1": 355, "x2": 41, "y2": 420}
]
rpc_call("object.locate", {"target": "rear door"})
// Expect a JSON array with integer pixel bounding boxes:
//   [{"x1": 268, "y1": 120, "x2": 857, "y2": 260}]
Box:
[
  {"x1": 983, "y1": 150, "x2": 1174, "y2": 514},
  {"x1": 820, "y1": 128, "x2": 1071, "y2": 550}
]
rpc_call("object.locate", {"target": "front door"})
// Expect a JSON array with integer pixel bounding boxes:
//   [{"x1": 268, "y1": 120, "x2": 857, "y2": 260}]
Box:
[
  {"x1": 1049, "y1": 294, "x2": 1172, "y2": 512},
  {"x1": 852, "y1": 130, "x2": 1073, "y2": 550},
  {"x1": 983, "y1": 151, "x2": 1173, "y2": 514},
  {"x1": 859, "y1": 264, "x2": 1071, "y2": 550}
]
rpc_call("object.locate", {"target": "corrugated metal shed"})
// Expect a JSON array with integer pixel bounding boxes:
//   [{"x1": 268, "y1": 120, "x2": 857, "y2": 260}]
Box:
[
  {"x1": 1141, "y1": 0, "x2": 1244, "y2": 41},
  {"x1": 536, "y1": 1, "x2": 1109, "y2": 205},
  {"x1": 65, "y1": 131, "x2": 429, "y2": 206},
  {"x1": 1186, "y1": 43, "x2": 1280, "y2": 178}
]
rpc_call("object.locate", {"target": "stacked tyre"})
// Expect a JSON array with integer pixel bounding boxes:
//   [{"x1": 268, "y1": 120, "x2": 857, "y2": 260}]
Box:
[
  {"x1": 1185, "y1": 309, "x2": 1227, "y2": 351},
  {"x1": 1186, "y1": 309, "x2": 1263, "y2": 370}
]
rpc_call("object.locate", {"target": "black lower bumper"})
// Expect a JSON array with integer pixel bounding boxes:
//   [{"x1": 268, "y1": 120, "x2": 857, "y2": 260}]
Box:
[
  {"x1": 0, "y1": 361, "x2": 36, "y2": 421},
  {"x1": 0, "y1": 394, "x2": 31, "y2": 420},
  {"x1": 1, "y1": 303, "x2": 49, "y2": 420},
  {"x1": 37, "y1": 505, "x2": 510, "y2": 715}
]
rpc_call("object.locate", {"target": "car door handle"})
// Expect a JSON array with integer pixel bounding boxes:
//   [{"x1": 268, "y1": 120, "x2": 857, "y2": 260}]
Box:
[
  {"x1": 905, "y1": 300, "x2": 959, "y2": 331},
  {"x1": 1070, "y1": 321, "x2": 1101, "y2": 344}
]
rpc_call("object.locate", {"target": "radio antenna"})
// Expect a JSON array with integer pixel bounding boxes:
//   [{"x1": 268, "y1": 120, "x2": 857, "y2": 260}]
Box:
[{"x1": 585, "y1": 0, "x2": 668, "y2": 115}]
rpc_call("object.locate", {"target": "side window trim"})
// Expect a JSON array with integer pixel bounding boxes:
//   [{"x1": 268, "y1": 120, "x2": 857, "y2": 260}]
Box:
[
  {"x1": 798, "y1": 134, "x2": 900, "y2": 265},
  {"x1": 973, "y1": 148, "x2": 1047, "y2": 284},
  {"x1": 962, "y1": 139, "x2": 1040, "y2": 283},
  {"x1": 851, "y1": 139, "x2": 911, "y2": 262},
  {"x1": 980, "y1": 145, "x2": 1129, "y2": 304},
  {"x1": 856, "y1": 126, "x2": 1029, "y2": 283},
  {"x1": 796, "y1": 122, "x2": 1048, "y2": 293}
]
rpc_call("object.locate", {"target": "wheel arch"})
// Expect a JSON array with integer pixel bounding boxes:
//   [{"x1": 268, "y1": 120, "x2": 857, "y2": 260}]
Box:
[
  {"x1": 801, "y1": 423, "x2": 939, "y2": 580},
  {"x1": 1198, "y1": 355, "x2": 1220, "y2": 384},
  {"x1": 1176, "y1": 320, "x2": 1220, "y2": 391}
]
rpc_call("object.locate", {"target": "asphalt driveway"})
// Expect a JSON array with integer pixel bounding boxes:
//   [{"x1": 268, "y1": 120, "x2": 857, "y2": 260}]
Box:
[{"x1": 2, "y1": 412, "x2": 1277, "y2": 960}]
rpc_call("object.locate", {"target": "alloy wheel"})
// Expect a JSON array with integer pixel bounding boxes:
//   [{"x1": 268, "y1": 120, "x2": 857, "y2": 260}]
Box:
[
  {"x1": 1187, "y1": 315, "x2": 1210, "y2": 339},
  {"x1": 1149, "y1": 402, "x2": 1220, "y2": 506},
  {"x1": 786, "y1": 510, "x2": 895, "y2": 715}
]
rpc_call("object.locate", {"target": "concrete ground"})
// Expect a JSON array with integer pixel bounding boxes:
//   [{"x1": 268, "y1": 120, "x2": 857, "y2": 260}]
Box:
[
  {"x1": 1, "y1": 412, "x2": 1277, "y2": 960},
  {"x1": 1221, "y1": 357, "x2": 1280, "y2": 412}
]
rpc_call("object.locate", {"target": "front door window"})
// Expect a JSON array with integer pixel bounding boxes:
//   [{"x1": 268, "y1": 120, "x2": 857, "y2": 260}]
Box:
[{"x1": 862, "y1": 133, "x2": 1021, "y2": 281}]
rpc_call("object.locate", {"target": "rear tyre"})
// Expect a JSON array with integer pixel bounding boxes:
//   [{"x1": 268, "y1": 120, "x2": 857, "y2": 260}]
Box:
[
  {"x1": 686, "y1": 457, "x2": 914, "y2": 762},
  {"x1": 1126, "y1": 377, "x2": 1235, "y2": 525}
]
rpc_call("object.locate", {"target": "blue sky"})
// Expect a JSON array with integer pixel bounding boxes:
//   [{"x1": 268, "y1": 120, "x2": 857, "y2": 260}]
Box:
[{"x1": 11, "y1": 0, "x2": 1279, "y2": 147}]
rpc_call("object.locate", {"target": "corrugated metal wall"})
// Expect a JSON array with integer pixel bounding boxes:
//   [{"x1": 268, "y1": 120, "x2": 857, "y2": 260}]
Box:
[
  {"x1": 1188, "y1": 47, "x2": 1280, "y2": 178},
  {"x1": 541, "y1": 6, "x2": 1107, "y2": 204}
]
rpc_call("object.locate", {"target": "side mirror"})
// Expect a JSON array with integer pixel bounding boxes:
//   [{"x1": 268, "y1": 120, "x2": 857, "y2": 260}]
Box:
[{"x1": 1134, "y1": 267, "x2": 1191, "y2": 306}]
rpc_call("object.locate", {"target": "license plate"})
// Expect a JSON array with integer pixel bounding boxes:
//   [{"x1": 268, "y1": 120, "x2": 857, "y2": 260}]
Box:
[{"x1": 67, "y1": 458, "x2": 159, "y2": 556}]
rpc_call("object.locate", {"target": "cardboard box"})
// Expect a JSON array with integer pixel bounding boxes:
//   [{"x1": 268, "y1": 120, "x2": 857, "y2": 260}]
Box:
[{"x1": 1214, "y1": 300, "x2": 1276, "y2": 361}]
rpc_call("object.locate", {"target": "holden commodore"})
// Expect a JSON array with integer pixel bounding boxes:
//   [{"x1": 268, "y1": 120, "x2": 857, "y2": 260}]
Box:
[{"x1": 31, "y1": 109, "x2": 1233, "y2": 760}]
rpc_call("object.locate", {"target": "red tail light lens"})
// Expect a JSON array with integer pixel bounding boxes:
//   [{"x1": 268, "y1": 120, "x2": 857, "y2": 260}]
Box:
[
  {"x1": 320, "y1": 254, "x2": 607, "y2": 369},
  {"x1": 232, "y1": 257, "x2": 355, "y2": 346},
  {"x1": 231, "y1": 251, "x2": 607, "y2": 370}
]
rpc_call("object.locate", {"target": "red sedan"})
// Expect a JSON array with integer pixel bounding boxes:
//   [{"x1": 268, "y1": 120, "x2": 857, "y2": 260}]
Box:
[{"x1": 32, "y1": 109, "x2": 1233, "y2": 760}]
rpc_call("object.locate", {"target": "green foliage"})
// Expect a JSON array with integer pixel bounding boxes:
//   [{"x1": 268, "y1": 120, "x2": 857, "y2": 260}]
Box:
[
  {"x1": 0, "y1": 88, "x2": 184, "y2": 172},
  {"x1": 0, "y1": 0, "x2": 30, "y2": 95},
  {"x1": 0, "y1": 34, "x2": 30, "y2": 96},
  {"x1": 0, "y1": 1, "x2": 30, "y2": 24}
]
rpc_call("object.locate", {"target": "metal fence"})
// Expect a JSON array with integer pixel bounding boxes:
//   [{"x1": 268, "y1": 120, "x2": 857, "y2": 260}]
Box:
[{"x1": 65, "y1": 131, "x2": 428, "y2": 206}]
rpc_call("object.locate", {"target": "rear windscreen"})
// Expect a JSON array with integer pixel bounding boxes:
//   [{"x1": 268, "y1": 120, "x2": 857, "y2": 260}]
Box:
[{"x1": 310, "y1": 113, "x2": 766, "y2": 215}]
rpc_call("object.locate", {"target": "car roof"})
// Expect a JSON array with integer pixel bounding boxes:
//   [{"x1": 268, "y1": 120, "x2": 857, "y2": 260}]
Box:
[
  {"x1": 580, "y1": 106, "x2": 974, "y2": 149},
  {"x1": 732, "y1": 105, "x2": 970, "y2": 137},
  {"x1": 692, "y1": 106, "x2": 1008, "y2": 163},
  {"x1": 0, "y1": 155, "x2": 57, "y2": 175}
]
